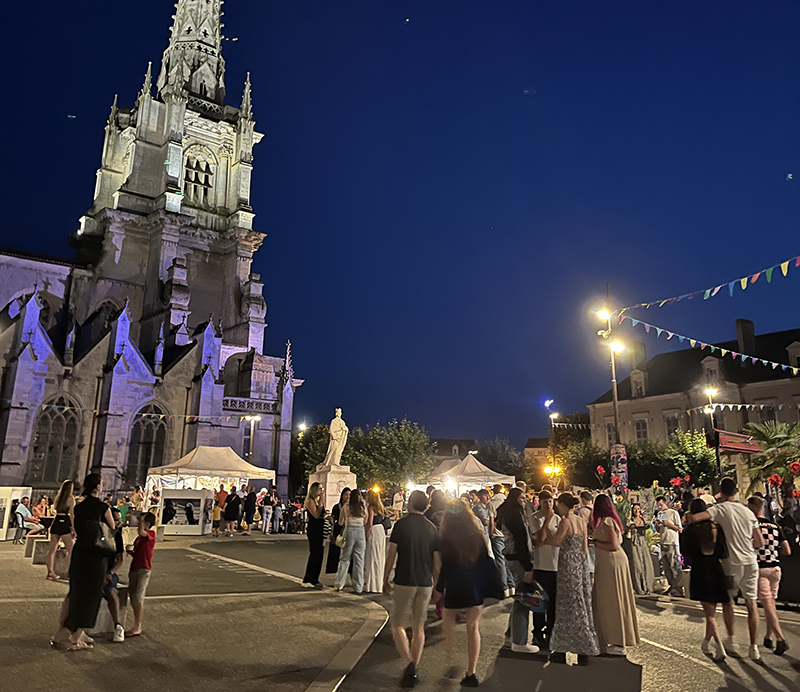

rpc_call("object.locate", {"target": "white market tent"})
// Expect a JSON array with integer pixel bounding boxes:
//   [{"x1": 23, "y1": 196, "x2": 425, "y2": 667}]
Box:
[
  {"x1": 427, "y1": 454, "x2": 515, "y2": 495},
  {"x1": 146, "y1": 446, "x2": 275, "y2": 491}
]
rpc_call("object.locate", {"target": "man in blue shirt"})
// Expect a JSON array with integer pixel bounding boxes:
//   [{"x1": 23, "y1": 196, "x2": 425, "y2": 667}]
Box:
[{"x1": 16, "y1": 497, "x2": 44, "y2": 537}]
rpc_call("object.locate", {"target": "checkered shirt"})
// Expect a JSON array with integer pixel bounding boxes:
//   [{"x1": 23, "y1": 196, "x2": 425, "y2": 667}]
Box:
[{"x1": 756, "y1": 517, "x2": 785, "y2": 568}]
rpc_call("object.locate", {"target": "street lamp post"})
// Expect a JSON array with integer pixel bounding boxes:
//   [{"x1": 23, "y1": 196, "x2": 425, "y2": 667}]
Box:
[
  {"x1": 703, "y1": 388, "x2": 723, "y2": 482},
  {"x1": 544, "y1": 400, "x2": 559, "y2": 483},
  {"x1": 243, "y1": 415, "x2": 261, "y2": 460},
  {"x1": 597, "y1": 311, "x2": 624, "y2": 445}
]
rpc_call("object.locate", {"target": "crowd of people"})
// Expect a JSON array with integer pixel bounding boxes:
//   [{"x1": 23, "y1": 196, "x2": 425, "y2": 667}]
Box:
[{"x1": 295, "y1": 475, "x2": 793, "y2": 687}]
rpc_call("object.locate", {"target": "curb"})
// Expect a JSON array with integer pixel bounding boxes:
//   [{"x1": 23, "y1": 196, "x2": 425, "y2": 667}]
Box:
[
  {"x1": 636, "y1": 593, "x2": 800, "y2": 625},
  {"x1": 187, "y1": 547, "x2": 389, "y2": 692}
]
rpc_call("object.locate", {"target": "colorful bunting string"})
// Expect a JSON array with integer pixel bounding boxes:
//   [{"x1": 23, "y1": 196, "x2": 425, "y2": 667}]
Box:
[
  {"x1": 616, "y1": 253, "x2": 800, "y2": 314},
  {"x1": 618, "y1": 315, "x2": 800, "y2": 376}
]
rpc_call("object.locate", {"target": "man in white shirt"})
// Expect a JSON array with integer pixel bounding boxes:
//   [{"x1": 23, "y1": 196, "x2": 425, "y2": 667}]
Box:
[
  {"x1": 15, "y1": 497, "x2": 43, "y2": 536},
  {"x1": 529, "y1": 490, "x2": 560, "y2": 650},
  {"x1": 392, "y1": 489, "x2": 405, "y2": 519},
  {"x1": 693, "y1": 478, "x2": 763, "y2": 661},
  {"x1": 654, "y1": 496, "x2": 684, "y2": 597}
]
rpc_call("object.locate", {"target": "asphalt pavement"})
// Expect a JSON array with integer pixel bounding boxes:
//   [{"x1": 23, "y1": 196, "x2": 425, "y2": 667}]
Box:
[{"x1": 2, "y1": 534, "x2": 799, "y2": 692}]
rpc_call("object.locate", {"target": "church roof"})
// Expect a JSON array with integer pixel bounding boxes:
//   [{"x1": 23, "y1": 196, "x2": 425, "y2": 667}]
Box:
[{"x1": 0, "y1": 246, "x2": 80, "y2": 268}]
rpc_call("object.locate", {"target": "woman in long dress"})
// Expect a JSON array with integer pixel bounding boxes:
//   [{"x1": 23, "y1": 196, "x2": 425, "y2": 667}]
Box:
[
  {"x1": 591, "y1": 494, "x2": 640, "y2": 656},
  {"x1": 363, "y1": 489, "x2": 388, "y2": 593},
  {"x1": 542, "y1": 492, "x2": 600, "y2": 662},
  {"x1": 628, "y1": 503, "x2": 654, "y2": 595},
  {"x1": 57, "y1": 473, "x2": 114, "y2": 650},
  {"x1": 326, "y1": 488, "x2": 351, "y2": 574},
  {"x1": 302, "y1": 482, "x2": 326, "y2": 588}
]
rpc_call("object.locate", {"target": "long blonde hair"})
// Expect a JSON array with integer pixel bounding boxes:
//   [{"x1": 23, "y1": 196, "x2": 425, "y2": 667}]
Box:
[
  {"x1": 305, "y1": 482, "x2": 322, "y2": 505},
  {"x1": 53, "y1": 480, "x2": 74, "y2": 514},
  {"x1": 366, "y1": 489, "x2": 385, "y2": 515}
]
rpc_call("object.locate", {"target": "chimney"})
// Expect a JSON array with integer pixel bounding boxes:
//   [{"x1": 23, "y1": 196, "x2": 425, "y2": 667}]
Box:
[
  {"x1": 736, "y1": 319, "x2": 756, "y2": 356},
  {"x1": 630, "y1": 341, "x2": 647, "y2": 371}
]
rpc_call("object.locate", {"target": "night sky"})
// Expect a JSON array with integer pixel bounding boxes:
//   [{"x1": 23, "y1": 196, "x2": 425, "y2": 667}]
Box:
[{"x1": 4, "y1": 1, "x2": 800, "y2": 446}]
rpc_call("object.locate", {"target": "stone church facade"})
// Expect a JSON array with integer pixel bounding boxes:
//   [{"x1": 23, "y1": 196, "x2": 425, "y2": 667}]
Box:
[{"x1": 0, "y1": 0, "x2": 300, "y2": 497}]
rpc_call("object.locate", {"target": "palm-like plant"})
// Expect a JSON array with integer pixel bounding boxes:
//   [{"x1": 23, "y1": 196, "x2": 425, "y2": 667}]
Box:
[{"x1": 742, "y1": 421, "x2": 800, "y2": 506}]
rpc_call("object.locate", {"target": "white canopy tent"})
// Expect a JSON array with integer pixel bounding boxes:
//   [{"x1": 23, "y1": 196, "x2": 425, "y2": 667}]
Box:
[
  {"x1": 146, "y1": 446, "x2": 275, "y2": 493},
  {"x1": 426, "y1": 454, "x2": 515, "y2": 496}
]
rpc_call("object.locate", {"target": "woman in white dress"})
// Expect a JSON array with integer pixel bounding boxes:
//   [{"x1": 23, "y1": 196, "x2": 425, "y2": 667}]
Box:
[{"x1": 363, "y1": 489, "x2": 388, "y2": 593}]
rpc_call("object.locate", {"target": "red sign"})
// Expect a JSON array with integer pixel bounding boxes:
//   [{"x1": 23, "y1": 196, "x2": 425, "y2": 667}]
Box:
[{"x1": 715, "y1": 430, "x2": 762, "y2": 454}]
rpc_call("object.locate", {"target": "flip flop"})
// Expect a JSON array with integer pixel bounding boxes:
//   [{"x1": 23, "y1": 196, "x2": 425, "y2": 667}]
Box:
[
  {"x1": 124, "y1": 630, "x2": 142, "y2": 638},
  {"x1": 67, "y1": 640, "x2": 93, "y2": 651}
]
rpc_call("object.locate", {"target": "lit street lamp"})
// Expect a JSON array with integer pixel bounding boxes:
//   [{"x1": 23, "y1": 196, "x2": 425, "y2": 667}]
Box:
[
  {"x1": 704, "y1": 387, "x2": 723, "y2": 481},
  {"x1": 544, "y1": 400, "x2": 559, "y2": 483},
  {"x1": 544, "y1": 465, "x2": 562, "y2": 490}
]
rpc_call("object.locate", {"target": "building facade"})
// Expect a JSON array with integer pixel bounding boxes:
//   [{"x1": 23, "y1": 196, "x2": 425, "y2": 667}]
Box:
[
  {"x1": 587, "y1": 319, "x2": 800, "y2": 487},
  {"x1": 0, "y1": 0, "x2": 301, "y2": 497}
]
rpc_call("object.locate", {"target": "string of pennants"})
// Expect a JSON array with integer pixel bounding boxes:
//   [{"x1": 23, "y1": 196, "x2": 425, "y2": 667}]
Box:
[
  {"x1": 616, "y1": 253, "x2": 800, "y2": 314},
  {"x1": 688, "y1": 403, "x2": 792, "y2": 414},
  {"x1": 618, "y1": 315, "x2": 800, "y2": 376},
  {"x1": 0, "y1": 399, "x2": 259, "y2": 423}
]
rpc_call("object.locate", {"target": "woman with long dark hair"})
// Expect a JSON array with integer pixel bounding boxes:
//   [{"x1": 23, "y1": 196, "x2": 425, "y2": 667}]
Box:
[
  {"x1": 46, "y1": 479, "x2": 76, "y2": 581},
  {"x1": 436, "y1": 499, "x2": 490, "y2": 687},
  {"x1": 591, "y1": 494, "x2": 639, "y2": 656},
  {"x1": 57, "y1": 473, "x2": 114, "y2": 650},
  {"x1": 301, "y1": 482, "x2": 326, "y2": 588},
  {"x1": 683, "y1": 498, "x2": 730, "y2": 660},
  {"x1": 496, "y1": 488, "x2": 539, "y2": 654},
  {"x1": 540, "y1": 492, "x2": 599, "y2": 662},
  {"x1": 326, "y1": 487, "x2": 351, "y2": 573},
  {"x1": 334, "y1": 490, "x2": 367, "y2": 593}
]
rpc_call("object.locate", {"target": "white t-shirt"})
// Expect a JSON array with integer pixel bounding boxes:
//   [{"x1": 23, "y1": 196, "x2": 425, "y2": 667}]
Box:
[
  {"x1": 708, "y1": 501, "x2": 758, "y2": 566},
  {"x1": 529, "y1": 511, "x2": 560, "y2": 571},
  {"x1": 392, "y1": 492, "x2": 404, "y2": 512},
  {"x1": 657, "y1": 508, "x2": 681, "y2": 547}
]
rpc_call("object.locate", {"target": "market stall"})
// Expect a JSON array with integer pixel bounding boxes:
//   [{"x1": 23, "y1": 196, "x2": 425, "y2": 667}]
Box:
[
  {"x1": 145, "y1": 446, "x2": 275, "y2": 535},
  {"x1": 426, "y1": 454, "x2": 515, "y2": 496}
]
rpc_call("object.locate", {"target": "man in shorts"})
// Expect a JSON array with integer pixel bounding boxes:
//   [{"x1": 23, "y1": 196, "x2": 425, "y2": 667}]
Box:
[
  {"x1": 383, "y1": 490, "x2": 440, "y2": 688},
  {"x1": 748, "y1": 495, "x2": 791, "y2": 656},
  {"x1": 125, "y1": 511, "x2": 156, "y2": 637},
  {"x1": 693, "y1": 478, "x2": 763, "y2": 660}
]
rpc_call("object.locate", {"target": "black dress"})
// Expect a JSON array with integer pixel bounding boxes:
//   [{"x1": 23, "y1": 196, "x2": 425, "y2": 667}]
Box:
[
  {"x1": 67, "y1": 497, "x2": 110, "y2": 630},
  {"x1": 326, "y1": 503, "x2": 345, "y2": 573},
  {"x1": 436, "y1": 549, "x2": 488, "y2": 609},
  {"x1": 303, "y1": 504, "x2": 325, "y2": 584},
  {"x1": 682, "y1": 520, "x2": 730, "y2": 604}
]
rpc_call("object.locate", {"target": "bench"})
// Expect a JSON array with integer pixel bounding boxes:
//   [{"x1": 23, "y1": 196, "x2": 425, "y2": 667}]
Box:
[
  {"x1": 32, "y1": 538, "x2": 52, "y2": 565},
  {"x1": 25, "y1": 535, "x2": 49, "y2": 558},
  {"x1": 87, "y1": 585, "x2": 128, "y2": 637}
]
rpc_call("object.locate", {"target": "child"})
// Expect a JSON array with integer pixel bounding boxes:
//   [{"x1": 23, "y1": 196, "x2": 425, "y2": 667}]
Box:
[
  {"x1": 104, "y1": 507, "x2": 126, "y2": 643},
  {"x1": 212, "y1": 500, "x2": 222, "y2": 537},
  {"x1": 125, "y1": 511, "x2": 156, "y2": 637}
]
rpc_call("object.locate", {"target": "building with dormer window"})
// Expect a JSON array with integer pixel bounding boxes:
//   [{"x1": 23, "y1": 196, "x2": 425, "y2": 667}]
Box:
[{"x1": 0, "y1": 1, "x2": 300, "y2": 497}]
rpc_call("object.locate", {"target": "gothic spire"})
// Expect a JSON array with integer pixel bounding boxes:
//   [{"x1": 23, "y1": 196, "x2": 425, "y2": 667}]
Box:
[
  {"x1": 138, "y1": 62, "x2": 153, "y2": 103},
  {"x1": 240, "y1": 72, "x2": 252, "y2": 120},
  {"x1": 156, "y1": 0, "x2": 226, "y2": 104}
]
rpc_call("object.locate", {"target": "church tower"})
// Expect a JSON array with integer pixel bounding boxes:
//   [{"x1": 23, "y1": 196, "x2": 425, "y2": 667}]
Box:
[{"x1": 71, "y1": 0, "x2": 265, "y2": 354}]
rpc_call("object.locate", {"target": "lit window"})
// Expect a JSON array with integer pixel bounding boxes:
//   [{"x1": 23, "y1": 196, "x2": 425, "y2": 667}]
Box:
[
  {"x1": 184, "y1": 151, "x2": 214, "y2": 206},
  {"x1": 635, "y1": 419, "x2": 648, "y2": 441}
]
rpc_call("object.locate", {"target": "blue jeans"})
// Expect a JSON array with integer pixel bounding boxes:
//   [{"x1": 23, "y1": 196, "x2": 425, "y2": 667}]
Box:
[
  {"x1": 261, "y1": 506, "x2": 273, "y2": 534},
  {"x1": 335, "y1": 526, "x2": 366, "y2": 592},
  {"x1": 491, "y1": 535, "x2": 514, "y2": 591},
  {"x1": 505, "y1": 561, "x2": 531, "y2": 645},
  {"x1": 272, "y1": 507, "x2": 282, "y2": 533}
]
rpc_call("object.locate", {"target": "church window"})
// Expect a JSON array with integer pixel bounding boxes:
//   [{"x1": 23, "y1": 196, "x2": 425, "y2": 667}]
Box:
[
  {"x1": 184, "y1": 151, "x2": 215, "y2": 206},
  {"x1": 25, "y1": 396, "x2": 82, "y2": 487},
  {"x1": 125, "y1": 404, "x2": 169, "y2": 489},
  {"x1": 95, "y1": 300, "x2": 121, "y2": 328}
]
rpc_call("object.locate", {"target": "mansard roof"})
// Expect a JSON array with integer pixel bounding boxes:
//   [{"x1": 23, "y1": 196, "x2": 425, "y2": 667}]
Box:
[{"x1": 589, "y1": 327, "x2": 800, "y2": 405}]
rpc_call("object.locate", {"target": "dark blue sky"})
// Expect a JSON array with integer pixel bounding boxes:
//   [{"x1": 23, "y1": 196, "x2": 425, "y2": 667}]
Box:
[{"x1": 4, "y1": 1, "x2": 800, "y2": 445}]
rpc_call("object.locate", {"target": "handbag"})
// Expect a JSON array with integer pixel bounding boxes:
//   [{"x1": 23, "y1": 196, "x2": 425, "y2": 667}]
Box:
[
  {"x1": 86, "y1": 519, "x2": 117, "y2": 556},
  {"x1": 515, "y1": 579, "x2": 550, "y2": 613},
  {"x1": 335, "y1": 534, "x2": 345, "y2": 549}
]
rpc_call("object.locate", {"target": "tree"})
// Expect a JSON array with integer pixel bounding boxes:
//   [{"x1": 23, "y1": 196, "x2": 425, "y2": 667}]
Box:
[
  {"x1": 560, "y1": 439, "x2": 607, "y2": 488},
  {"x1": 291, "y1": 419, "x2": 436, "y2": 490},
  {"x1": 626, "y1": 440, "x2": 677, "y2": 489},
  {"x1": 667, "y1": 430, "x2": 719, "y2": 488},
  {"x1": 742, "y1": 421, "x2": 800, "y2": 506},
  {"x1": 477, "y1": 437, "x2": 525, "y2": 476}
]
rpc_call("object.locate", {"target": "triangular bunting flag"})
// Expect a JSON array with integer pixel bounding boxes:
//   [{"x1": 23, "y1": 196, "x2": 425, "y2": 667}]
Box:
[
  {"x1": 772, "y1": 362, "x2": 779, "y2": 369},
  {"x1": 752, "y1": 272, "x2": 760, "y2": 283},
  {"x1": 710, "y1": 346, "x2": 717, "y2": 353},
  {"x1": 766, "y1": 267, "x2": 774, "y2": 282},
  {"x1": 720, "y1": 349, "x2": 728, "y2": 356},
  {"x1": 712, "y1": 286, "x2": 722, "y2": 296},
  {"x1": 740, "y1": 277, "x2": 747, "y2": 290},
  {"x1": 700, "y1": 343, "x2": 708, "y2": 349},
  {"x1": 781, "y1": 261, "x2": 789, "y2": 276},
  {"x1": 644, "y1": 324, "x2": 650, "y2": 333},
  {"x1": 656, "y1": 328, "x2": 663, "y2": 337},
  {"x1": 728, "y1": 282, "x2": 735, "y2": 297},
  {"x1": 631, "y1": 319, "x2": 639, "y2": 326},
  {"x1": 690, "y1": 340, "x2": 696, "y2": 347},
  {"x1": 751, "y1": 357, "x2": 758, "y2": 364},
  {"x1": 793, "y1": 368, "x2": 799, "y2": 376},
  {"x1": 761, "y1": 360, "x2": 769, "y2": 366},
  {"x1": 678, "y1": 336, "x2": 685, "y2": 343},
  {"x1": 703, "y1": 289, "x2": 711, "y2": 300},
  {"x1": 666, "y1": 332, "x2": 674, "y2": 339}
]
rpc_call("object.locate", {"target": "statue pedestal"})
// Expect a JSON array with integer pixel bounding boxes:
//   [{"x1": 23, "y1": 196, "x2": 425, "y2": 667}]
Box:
[{"x1": 309, "y1": 464, "x2": 358, "y2": 511}]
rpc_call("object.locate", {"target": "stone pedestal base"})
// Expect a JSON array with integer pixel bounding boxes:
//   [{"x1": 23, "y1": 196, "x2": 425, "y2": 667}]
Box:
[{"x1": 309, "y1": 464, "x2": 358, "y2": 511}]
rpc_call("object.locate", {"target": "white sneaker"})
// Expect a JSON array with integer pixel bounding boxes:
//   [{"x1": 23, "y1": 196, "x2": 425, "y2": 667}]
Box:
[
  {"x1": 300, "y1": 582, "x2": 314, "y2": 589},
  {"x1": 113, "y1": 624, "x2": 125, "y2": 643},
  {"x1": 503, "y1": 588, "x2": 510, "y2": 598},
  {"x1": 749, "y1": 645, "x2": 761, "y2": 662},
  {"x1": 511, "y1": 643, "x2": 540, "y2": 654},
  {"x1": 723, "y1": 637, "x2": 739, "y2": 658},
  {"x1": 713, "y1": 640, "x2": 727, "y2": 661}
]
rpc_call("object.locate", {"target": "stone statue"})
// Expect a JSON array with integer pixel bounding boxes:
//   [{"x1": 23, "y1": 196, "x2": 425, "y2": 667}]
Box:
[{"x1": 321, "y1": 408, "x2": 349, "y2": 467}]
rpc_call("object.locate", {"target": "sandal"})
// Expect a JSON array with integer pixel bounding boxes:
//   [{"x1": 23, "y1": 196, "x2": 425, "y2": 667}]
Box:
[
  {"x1": 67, "y1": 640, "x2": 93, "y2": 651},
  {"x1": 46, "y1": 573, "x2": 60, "y2": 581},
  {"x1": 124, "y1": 630, "x2": 142, "y2": 638}
]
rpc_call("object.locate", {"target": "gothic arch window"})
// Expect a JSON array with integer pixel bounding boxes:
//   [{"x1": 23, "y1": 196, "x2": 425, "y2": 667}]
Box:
[
  {"x1": 25, "y1": 396, "x2": 82, "y2": 487},
  {"x1": 183, "y1": 149, "x2": 215, "y2": 206},
  {"x1": 92, "y1": 300, "x2": 121, "y2": 329},
  {"x1": 125, "y1": 404, "x2": 169, "y2": 489}
]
